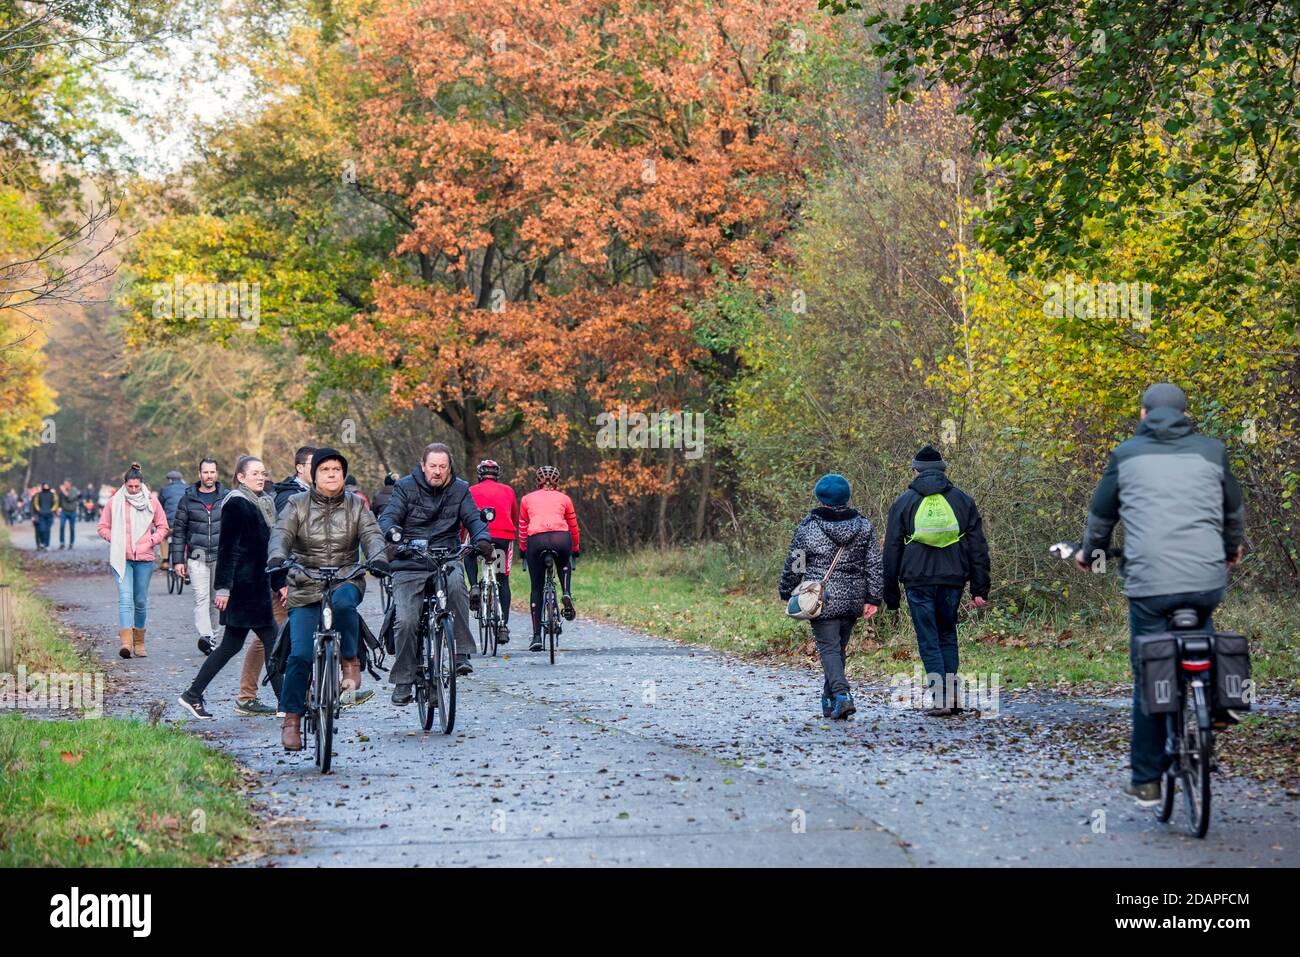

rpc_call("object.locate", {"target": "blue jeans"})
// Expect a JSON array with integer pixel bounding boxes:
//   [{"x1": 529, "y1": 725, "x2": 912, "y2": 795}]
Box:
[
  {"x1": 280, "y1": 584, "x2": 361, "y2": 716},
  {"x1": 905, "y1": 584, "x2": 964, "y2": 708},
  {"x1": 59, "y1": 511, "x2": 76, "y2": 545},
  {"x1": 112, "y1": 560, "x2": 155, "y2": 629},
  {"x1": 1127, "y1": 588, "x2": 1223, "y2": 785},
  {"x1": 34, "y1": 513, "x2": 54, "y2": 547}
]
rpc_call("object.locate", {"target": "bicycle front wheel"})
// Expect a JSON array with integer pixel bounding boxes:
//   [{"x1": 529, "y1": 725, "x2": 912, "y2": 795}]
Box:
[
  {"x1": 436, "y1": 617, "x2": 456, "y2": 734},
  {"x1": 1180, "y1": 687, "x2": 1212, "y2": 838},
  {"x1": 315, "y1": 640, "x2": 335, "y2": 773},
  {"x1": 417, "y1": 622, "x2": 435, "y2": 731}
]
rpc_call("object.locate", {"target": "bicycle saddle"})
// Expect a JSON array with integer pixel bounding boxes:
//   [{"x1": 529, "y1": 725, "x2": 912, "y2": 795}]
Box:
[
  {"x1": 541, "y1": 549, "x2": 558, "y2": 566},
  {"x1": 1170, "y1": 608, "x2": 1201, "y2": 630}
]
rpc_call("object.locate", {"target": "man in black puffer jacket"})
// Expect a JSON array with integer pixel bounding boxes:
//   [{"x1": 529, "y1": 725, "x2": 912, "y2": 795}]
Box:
[
  {"x1": 883, "y1": 445, "x2": 991, "y2": 716},
  {"x1": 779, "y1": 473, "x2": 884, "y2": 720},
  {"x1": 172, "y1": 458, "x2": 227, "y2": 650}
]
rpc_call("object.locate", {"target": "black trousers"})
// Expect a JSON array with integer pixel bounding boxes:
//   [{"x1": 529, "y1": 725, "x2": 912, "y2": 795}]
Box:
[
  {"x1": 525, "y1": 531, "x2": 572, "y2": 638},
  {"x1": 811, "y1": 616, "x2": 859, "y2": 697},
  {"x1": 188, "y1": 624, "x2": 281, "y2": 700},
  {"x1": 464, "y1": 536, "x2": 513, "y2": 624}
]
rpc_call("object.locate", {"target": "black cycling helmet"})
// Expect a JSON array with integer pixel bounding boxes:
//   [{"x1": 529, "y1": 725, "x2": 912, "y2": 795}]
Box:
[
  {"x1": 535, "y1": 464, "x2": 559, "y2": 489},
  {"x1": 477, "y1": 459, "x2": 501, "y2": 480}
]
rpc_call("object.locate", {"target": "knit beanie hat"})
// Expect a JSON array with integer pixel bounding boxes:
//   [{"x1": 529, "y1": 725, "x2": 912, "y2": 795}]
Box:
[
  {"x1": 311, "y1": 447, "x2": 349, "y2": 484},
  {"x1": 911, "y1": 444, "x2": 946, "y2": 472},
  {"x1": 814, "y1": 473, "x2": 851, "y2": 507}
]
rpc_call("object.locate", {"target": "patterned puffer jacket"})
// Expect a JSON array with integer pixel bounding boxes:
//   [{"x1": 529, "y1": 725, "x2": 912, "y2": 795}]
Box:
[{"x1": 778, "y1": 506, "x2": 885, "y2": 619}]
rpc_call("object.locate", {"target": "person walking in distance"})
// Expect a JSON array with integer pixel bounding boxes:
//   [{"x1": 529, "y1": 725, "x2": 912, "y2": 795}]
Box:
[
  {"x1": 518, "y1": 465, "x2": 580, "y2": 653},
  {"x1": 177, "y1": 456, "x2": 284, "y2": 719},
  {"x1": 97, "y1": 463, "x2": 169, "y2": 659},
  {"x1": 466, "y1": 459, "x2": 519, "y2": 644},
  {"x1": 157, "y1": 469, "x2": 187, "y2": 571},
  {"x1": 779, "y1": 474, "x2": 884, "y2": 720},
  {"x1": 172, "y1": 458, "x2": 227, "y2": 655},
  {"x1": 56, "y1": 479, "x2": 78, "y2": 549},
  {"x1": 33, "y1": 483, "x2": 56, "y2": 550},
  {"x1": 882, "y1": 444, "x2": 991, "y2": 716}
]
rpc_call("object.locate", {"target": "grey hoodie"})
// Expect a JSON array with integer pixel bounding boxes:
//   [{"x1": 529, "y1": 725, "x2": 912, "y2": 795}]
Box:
[{"x1": 1083, "y1": 407, "x2": 1245, "y2": 598}]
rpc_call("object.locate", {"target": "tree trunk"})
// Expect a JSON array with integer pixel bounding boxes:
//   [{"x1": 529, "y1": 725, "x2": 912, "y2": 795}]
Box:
[
  {"x1": 657, "y1": 450, "x2": 674, "y2": 549},
  {"x1": 692, "y1": 452, "x2": 712, "y2": 541}
]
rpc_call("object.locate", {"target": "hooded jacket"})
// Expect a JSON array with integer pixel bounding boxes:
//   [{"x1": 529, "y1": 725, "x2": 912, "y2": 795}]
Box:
[
  {"x1": 272, "y1": 474, "x2": 310, "y2": 515},
  {"x1": 882, "y1": 470, "x2": 991, "y2": 609},
  {"x1": 378, "y1": 466, "x2": 490, "y2": 573},
  {"x1": 1082, "y1": 407, "x2": 1245, "y2": 598},
  {"x1": 158, "y1": 478, "x2": 187, "y2": 524},
  {"x1": 779, "y1": 506, "x2": 885, "y2": 619}
]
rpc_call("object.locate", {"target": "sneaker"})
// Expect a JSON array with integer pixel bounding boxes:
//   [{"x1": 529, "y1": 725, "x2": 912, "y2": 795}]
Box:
[
  {"x1": 561, "y1": 594, "x2": 576, "y2": 621},
  {"x1": 496, "y1": 625, "x2": 509, "y2": 645},
  {"x1": 830, "y1": 692, "x2": 856, "y2": 720},
  {"x1": 234, "y1": 697, "x2": 276, "y2": 716},
  {"x1": 468, "y1": 585, "x2": 481, "y2": 613},
  {"x1": 1125, "y1": 780, "x2": 1162, "y2": 807},
  {"x1": 391, "y1": 683, "x2": 414, "y2": 705},
  {"x1": 821, "y1": 693, "x2": 833, "y2": 718},
  {"x1": 529, "y1": 636, "x2": 543, "y2": 652},
  {"x1": 455, "y1": 655, "x2": 473, "y2": 676},
  {"x1": 177, "y1": 691, "x2": 213, "y2": 720},
  {"x1": 340, "y1": 687, "x2": 374, "y2": 709},
  {"x1": 197, "y1": 635, "x2": 215, "y2": 656}
]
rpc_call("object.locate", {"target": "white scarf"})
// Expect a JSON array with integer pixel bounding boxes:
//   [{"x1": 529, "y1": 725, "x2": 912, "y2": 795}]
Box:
[{"x1": 109, "y1": 484, "x2": 155, "y2": 579}]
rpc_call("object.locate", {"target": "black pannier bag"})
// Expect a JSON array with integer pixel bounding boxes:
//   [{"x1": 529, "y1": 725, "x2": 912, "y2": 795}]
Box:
[
  {"x1": 1134, "y1": 634, "x2": 1179, "y2": 715},
  {"x1": 262, "y1": 619, "x2": 291, "y2": 688},
  {"x1": 1212, "y1": 632, "x2": 1252, "y2": 712}
]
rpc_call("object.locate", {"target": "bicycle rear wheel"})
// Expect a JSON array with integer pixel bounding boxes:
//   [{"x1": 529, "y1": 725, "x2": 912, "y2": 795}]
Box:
[
  {"x1": 417, "y1": 622, "x2": 435, "y2": 731},
  {"x1": 167, "y1": 570, "x2": 176, "y2": 594},
  {"x1": 177, "y1": 572, "x2": 185, "y2": 595},
  {"x1": 485, "y1": 582, "x2": 499, "y2": 657},
  {"x1": 1181, "y1": 686, "x2": 1212, "y2": 838},
  {"x1": 435, "y1": 616, "x2": 456, "y2": 734}
]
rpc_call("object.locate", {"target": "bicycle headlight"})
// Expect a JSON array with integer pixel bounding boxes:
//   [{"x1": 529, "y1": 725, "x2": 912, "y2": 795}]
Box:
[{"x1": 322, "y1": 605, "x2": 333, "y2": 630}]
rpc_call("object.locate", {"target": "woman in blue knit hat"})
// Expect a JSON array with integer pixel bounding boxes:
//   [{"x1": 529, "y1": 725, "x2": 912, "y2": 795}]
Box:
[{"x1": 778, "y1": 473, "x2": 884, "y2": 719}]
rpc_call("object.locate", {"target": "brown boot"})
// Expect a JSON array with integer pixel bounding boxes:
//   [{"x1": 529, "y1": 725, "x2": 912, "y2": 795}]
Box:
[
  {"x1": 118, "y1": 628, "x2": 133, "y2": 658},
  {"x1": 281, "y1": 713, "x2": 303, "y2": 751},
  {"x1": 132, "y1": 627, "x2": 147, "y2": 658}
]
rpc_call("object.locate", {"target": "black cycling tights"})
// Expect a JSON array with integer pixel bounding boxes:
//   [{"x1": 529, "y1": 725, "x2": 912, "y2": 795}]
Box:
[{"x1": 525, "y1": 531, "x2": 573, "y2": 638}]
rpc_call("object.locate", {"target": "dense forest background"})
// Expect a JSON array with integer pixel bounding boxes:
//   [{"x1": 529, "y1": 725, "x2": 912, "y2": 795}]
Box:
[{"x1": 3, "y1": 0, "x2": 1296, "y2": 619}]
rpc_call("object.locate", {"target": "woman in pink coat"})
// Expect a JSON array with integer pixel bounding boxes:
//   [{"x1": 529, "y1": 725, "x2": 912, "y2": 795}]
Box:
[{"x1": 97, "y1": 463, "x2": 170, "y2": 658}]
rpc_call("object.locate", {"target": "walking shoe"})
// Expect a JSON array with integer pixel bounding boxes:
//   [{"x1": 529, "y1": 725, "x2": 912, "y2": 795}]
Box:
[
  {"x1": 1124, "y1": 780, "x2": 1162, "y2": 807},
  {"x1": 561, "y1": 594, "x2": 576, "y2": 621},
  {"x1": 496, "y1": 624, "x2": 509, "y2": 645},
  {"x1": 830, "y1": 693, "x2": 856, "y2": 720},
  {"x1": 281, "y1": 713, "x2": 303, "y2": 751},
  {"x1": 235, "y1": 697, "x2": 276, "y2": 716},
  {"x1": 340, "y1": 687, "x2": 374, "y2": 708},
  {"x1": 455, "y1": 655, "x2": 473, "y2": 676},
  {"x1": 529, "y1": 636, "x2": 543, "y2": 652},
  {"x1": 197, "y1": 635, "x2": 215, "y2": 656},
  {"x1": 391, "y1": 683, "x2": 414, "y2": 705},
  {"x1": 178, "y1": 691, "x2": 213, "y2": 720},
  {"x1": 468, "y1": 585, "x2": 481, "y2": 613},
  {"x1": 821, "y1": 693, "x2": 833, "y2": 718}
]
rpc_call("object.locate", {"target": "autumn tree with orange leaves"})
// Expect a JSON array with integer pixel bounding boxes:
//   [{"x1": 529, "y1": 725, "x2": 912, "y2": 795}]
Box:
[{"x1": 334, "y1": 0, "x2": 823, "y2": 515}]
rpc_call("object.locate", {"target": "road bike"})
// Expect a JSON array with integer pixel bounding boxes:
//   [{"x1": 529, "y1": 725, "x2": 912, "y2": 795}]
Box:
[
  {"x1": 385, "y1": 529, "x2": 473, "y2": 735},
  {"x1": 269, "y1": 558, "x2": 384, "y2": 773},
  {"x1": 539, "y1": 549, "x2": 561, "y2": 665},
  {"x1": 473, "y1": 508, "x2": 505, "y2": 658}
]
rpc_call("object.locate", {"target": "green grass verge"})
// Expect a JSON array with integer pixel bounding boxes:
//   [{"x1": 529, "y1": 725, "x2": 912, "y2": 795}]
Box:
[
  {"x1": 578, "y1": 545, "x2": 1300, "y2": 691},
  {"x1": 0, "y1": 527, "x2": 259, "y2": 866}
]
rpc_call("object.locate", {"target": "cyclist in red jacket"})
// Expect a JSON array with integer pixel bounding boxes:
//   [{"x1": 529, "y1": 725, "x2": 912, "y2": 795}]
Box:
[
  {"x1": 466, "y1": 460, "x2": 519, "y2": 643},
  {"x1": 518, "y1": 465, "x2": 579, "y2": 652}
]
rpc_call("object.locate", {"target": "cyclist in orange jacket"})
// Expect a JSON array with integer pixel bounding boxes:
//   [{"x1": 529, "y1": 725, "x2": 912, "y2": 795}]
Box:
[{"x1": 518, "y1": 465, "x2": 579, "y2": 652}]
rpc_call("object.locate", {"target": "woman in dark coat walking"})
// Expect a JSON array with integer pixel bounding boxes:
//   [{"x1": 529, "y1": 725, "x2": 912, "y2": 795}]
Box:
[
  {"x1": 178, "y1": 456, "x2": 282, "y2": 719},
  {"x1": 779, "y1": 474, "x2": 884, "y2": 720}
]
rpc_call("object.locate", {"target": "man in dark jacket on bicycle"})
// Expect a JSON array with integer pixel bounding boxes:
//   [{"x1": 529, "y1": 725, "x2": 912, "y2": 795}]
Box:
[
  {"x1": 379, "y1": 443, "x2": 492, "y2": 703},
  {"x1": 1077, "y1": 383, "x2": 1246, "y2": 806}
]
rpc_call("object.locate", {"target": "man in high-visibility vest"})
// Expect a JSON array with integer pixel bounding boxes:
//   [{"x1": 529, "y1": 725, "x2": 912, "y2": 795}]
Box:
[{"x1": 883, "y1": 444, "x2": 991, "y2": 716}]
